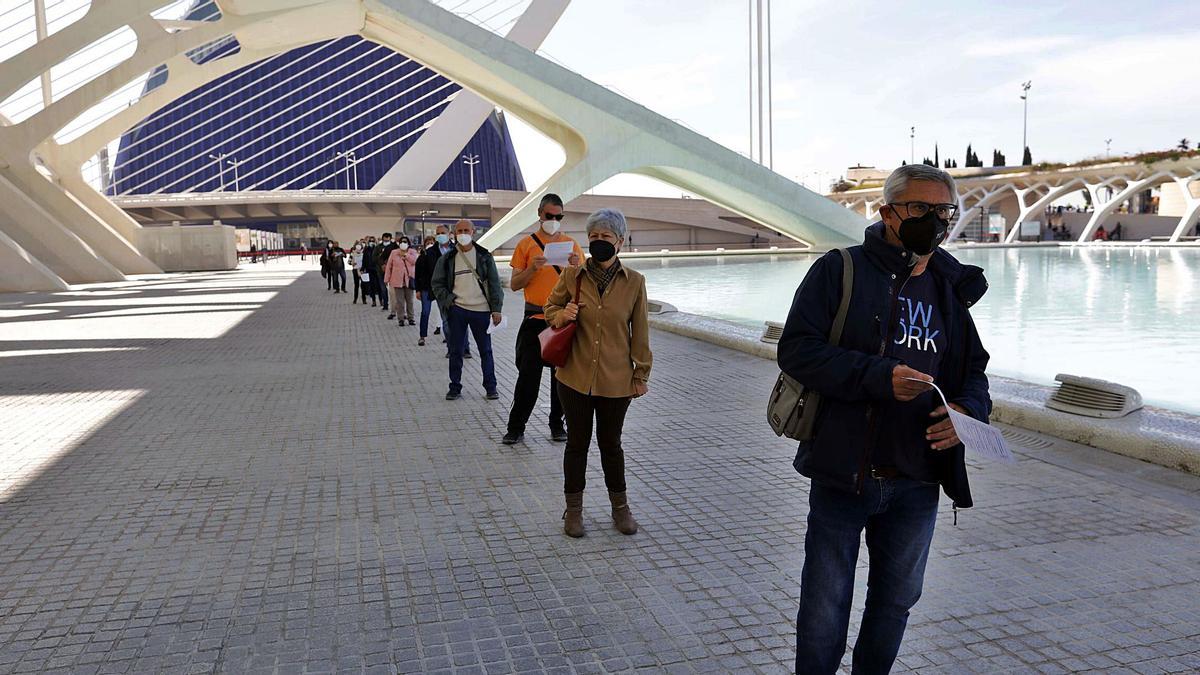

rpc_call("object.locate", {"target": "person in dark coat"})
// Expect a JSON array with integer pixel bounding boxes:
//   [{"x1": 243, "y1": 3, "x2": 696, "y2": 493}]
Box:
[{"x1": 780, "y1": 163, "x2": 991, "y2": 673}]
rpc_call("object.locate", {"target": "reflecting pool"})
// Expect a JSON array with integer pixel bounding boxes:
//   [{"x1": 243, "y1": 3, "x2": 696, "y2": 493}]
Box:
[{"x1": 627, "y1": 247, "x2": 1200, "y2": 415}]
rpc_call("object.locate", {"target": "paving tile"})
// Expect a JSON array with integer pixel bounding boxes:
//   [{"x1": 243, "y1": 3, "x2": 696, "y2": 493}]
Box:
[{"x1": 0, "y1": 263, "x2": 1197, "y2": 674}]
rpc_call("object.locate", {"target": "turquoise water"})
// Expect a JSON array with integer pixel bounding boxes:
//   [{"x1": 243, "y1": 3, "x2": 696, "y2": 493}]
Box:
[{"x1": 627, "y1": 247, "x2": 1200, "y2": 415}]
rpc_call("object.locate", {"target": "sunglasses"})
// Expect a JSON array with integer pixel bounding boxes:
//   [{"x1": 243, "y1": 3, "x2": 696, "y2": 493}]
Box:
[{"x1": 542, "y1": 213, "x2": 565, "y2": 221}]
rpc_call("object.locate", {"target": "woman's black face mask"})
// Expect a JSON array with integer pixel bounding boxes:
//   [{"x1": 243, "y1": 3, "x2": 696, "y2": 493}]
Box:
[{"x1": 588, "y1": 239, "x2": 617, "y2": 262}]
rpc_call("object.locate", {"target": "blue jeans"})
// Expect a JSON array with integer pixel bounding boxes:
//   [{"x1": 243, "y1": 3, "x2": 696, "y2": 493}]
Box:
[
  {"x1": 419, "y1": 292, "x2": 445, "y2": 338},
  {"x1": 447, "y1": 306, "x2": 495, "y2": 394},
  {"x1": 796, "y1": 477, "x2": 939, "y2": 674}
]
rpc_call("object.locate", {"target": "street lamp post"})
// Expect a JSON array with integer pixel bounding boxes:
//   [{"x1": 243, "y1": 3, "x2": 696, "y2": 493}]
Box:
[
  {"x1": 226, "y1": 157, "x2": 242, "y2": 191},
  {"x1": 462, "y1": 154, "x2": 481, "y2": 193},
  {"x1": 346, "y1": 150, "x2": 358, "y2": 190},
  {"x1": 1105, "y1": 138, "x2": 1112, "y2": 158},
  {"x1": 910, "y1": 126, "x2": 915, "y2": 165},
  {"x1": 1020, "y1": 80, "x2": 1032, "y2": 153},
  {"x1": 208, "y1": 152, "x2": 227, "y2": 191},
  {"x1": 418, "y1": 209, "x2": 438, "y2": 240}
]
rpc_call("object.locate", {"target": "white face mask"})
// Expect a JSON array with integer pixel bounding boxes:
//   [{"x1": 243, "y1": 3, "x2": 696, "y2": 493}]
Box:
[
  {"x1": 456, "y1": 233, "x2": 473, "y2": 246},
  {"x1": 435, "y1": 234, "x2": 449, "y2": 245},
  {"x1": 541, "y1": 219, "x2": 560, "y2": 235},
  {"x1": 355, "y1": 245, "x2": 362, "y2": 252},
  {"x1": 399, "y1": 242, "x2": 409, "y2": 251}
]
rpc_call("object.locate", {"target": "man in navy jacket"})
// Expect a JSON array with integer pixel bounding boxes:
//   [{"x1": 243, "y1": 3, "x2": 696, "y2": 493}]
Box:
[{"x1": 780, "y1": 164, "x2": 991, "y2": 673}]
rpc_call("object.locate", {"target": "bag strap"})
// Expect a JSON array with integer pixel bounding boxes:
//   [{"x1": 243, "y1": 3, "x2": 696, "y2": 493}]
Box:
[
  {"x1": 573, "y1": 270, "x2": 583, "y2": 304},
  {"x1": 530, "y1": 232, "x2": 563, "y2": 274},
  {"x1": 458, "y1": 250, "x2": 490, "y2": 302},
  {"x1": 828, "y1": 248, "x2": 854, "y2": 346}
]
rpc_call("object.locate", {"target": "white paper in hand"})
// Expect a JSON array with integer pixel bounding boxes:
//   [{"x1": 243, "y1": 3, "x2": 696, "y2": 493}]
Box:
[
  {"x1": 360, "y1": 272, "x2": 370, "y2": 283},
  {"x1": 542, "y1": 241, "x2": 575, "y2": 267},
  {"x1": 903, "y1": 377, "x2": 1014, "y2": 464},
  {"x1": 487, "y1": 315, "x2": 508, "y2": 335}
]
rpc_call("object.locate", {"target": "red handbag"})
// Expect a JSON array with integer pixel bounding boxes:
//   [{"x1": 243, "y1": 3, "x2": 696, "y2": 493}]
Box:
[{"x1": 538, "y1": 273, "x2": 584, "y2": 368}]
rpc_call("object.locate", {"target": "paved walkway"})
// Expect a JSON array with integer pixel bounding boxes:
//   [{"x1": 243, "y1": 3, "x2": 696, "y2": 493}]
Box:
[{"x1": 0, "y1": 262, "x2": 1197, "y2": 674}]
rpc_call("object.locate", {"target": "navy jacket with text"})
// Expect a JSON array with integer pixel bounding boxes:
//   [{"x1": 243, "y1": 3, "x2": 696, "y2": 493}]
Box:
[{"x1": 777, "y1": 223, "x2": 991, "y2": 509}]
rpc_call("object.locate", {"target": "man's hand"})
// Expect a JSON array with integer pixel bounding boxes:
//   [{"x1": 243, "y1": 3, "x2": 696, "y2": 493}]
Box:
[
  {"x1": 491, "y1": 312, "x2": 503, "y2": 326},
  {"x1": 892, "y1": 365, "x2": 933, "y2": 402},
  {"x1": 530, "y1": 255, "x2": 547, "y2": 272},
  {"x1": 632, "y1": 381, "x2": 649, "y2": 398},
  {"x1": 415, "y1": 291, "x2": 422, "y2": 301},
  {"x1": 567, "y1": 251, "x2": 582, "y2": 266},
  {"x1": 927, "y1": 403, "x2": 968, "y2": 450},
  {"x1": 561, "y1": 302, "x2": 583, "y2": 322}
]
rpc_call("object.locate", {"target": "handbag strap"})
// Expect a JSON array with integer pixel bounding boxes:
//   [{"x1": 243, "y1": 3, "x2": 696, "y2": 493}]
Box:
[
  {"x1": 530, "y1": 232, "x2": 563, "y2": 274},
  {"x1": 572, "y1": 270, "x2": 583, "y2": 306},
  {"x1": 828, "y1": 248, "x2": 854, "y2": 346}
]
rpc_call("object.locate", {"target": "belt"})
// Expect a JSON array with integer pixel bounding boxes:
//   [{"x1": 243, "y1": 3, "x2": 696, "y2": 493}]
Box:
[{"x1": 870, "y1": 466, "x2": 901, "y2": 480}]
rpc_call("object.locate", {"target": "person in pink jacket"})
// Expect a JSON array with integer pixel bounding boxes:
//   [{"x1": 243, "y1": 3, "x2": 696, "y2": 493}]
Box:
[{"x1": 384, "y1": 236, "x2": 419, "y2": 325}]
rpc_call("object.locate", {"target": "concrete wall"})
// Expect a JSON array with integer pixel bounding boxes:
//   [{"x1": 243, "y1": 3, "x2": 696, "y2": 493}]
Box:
[
  {"x1": 138, "y1": 224, "x2": 238, "y2": 272},
  {"x1": 1060, "y1": 212, "x2": 1180, "y2": 240}
]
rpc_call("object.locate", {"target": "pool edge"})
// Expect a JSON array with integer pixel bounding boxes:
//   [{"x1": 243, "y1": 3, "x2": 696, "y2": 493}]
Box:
[{"x1": 648, "y1": 308, "x2": 1200, "y2": 477}]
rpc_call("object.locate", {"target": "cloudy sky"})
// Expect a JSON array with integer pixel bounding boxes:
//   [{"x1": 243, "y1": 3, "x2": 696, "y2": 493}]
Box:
[{"x1": 507, "y1": 0, "x2": 1200, "y2": 196}]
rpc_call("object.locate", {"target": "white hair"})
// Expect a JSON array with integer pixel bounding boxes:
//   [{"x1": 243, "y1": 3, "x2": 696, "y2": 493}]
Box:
[
  {"x1": 585, "y1": 208, "x2": 628, "y2": 239},
  {"x1": 884, "y1": 164, "x2": 958, "y2": 204}
]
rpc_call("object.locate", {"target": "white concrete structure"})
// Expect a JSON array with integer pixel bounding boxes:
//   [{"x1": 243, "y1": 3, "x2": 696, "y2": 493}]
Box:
[
  {"x1": 0, "y1": 0, "x2": 866, "y2": 292},
  {"x1": 830, "y1": 157, "x2": 1200, "y2": 243},
  {"x1": 111, "y1": 188, "x2": 795, "y2": 254}
]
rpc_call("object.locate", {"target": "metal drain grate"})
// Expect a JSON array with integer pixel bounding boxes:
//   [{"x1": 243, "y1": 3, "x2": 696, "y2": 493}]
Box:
[
  {"x1": 761, "y1": 321, "x2": 785, "y2": 344},
  {"x1": 1000, "y1": 428, "x2": 1054, "y2": 449},
  {"x1": 1046, "y1": 374, "x2": 1143, "y2": 419}
]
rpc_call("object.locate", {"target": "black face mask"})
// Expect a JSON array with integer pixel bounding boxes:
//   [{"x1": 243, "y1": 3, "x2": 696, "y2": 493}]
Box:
[
  {"x1": 588, "y1": 239, "x2": 617, "y2": 262},
  {"x1": 892, "y1": 209, "x2": 948, "y2": 256}
]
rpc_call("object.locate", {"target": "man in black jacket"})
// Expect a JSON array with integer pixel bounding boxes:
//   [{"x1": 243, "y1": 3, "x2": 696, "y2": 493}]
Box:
[
  {"x1": 373, "y1": 232, "x2": 397, "y2": 314},
  {"x1": 780, "y1": 164, "x2": 991, "y2": 674},
  {"x1": 414, "y1": 225, "x2": 453, "y2": 348}
]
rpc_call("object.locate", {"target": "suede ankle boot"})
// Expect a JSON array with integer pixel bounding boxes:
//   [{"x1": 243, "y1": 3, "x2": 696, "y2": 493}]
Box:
[
  {"x1": 563, "y1": 491, "x2": 585, "y2": 538},
  {"x1": 608, "y1": 491, "x2": 638, "y2": 535}
]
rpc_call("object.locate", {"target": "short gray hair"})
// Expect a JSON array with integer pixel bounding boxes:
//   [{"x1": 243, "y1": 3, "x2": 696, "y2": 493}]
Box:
[
  {"x1": 883, "y1": 164, "x2": 958, "y2": 204},
  {"x1": 585, "y1": 208, "x2": 628, "y2": 239}
]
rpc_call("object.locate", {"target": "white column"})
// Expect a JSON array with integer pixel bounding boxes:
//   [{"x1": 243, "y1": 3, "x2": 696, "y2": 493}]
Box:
[
  {"x1": 1005, "y1": 179, "x2": 1081, "y2": 243},
  {"x1": 1077, "y1": 173, "x2": 1163, "y2": 242},
  {"x1": 1167, "y1": 173, "x2": 1200, "y2": 242}
]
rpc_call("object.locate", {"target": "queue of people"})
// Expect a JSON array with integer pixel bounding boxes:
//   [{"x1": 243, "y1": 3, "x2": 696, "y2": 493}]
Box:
[{"x1": 313, "y1": 171, "x2": 993, "y2": 673}]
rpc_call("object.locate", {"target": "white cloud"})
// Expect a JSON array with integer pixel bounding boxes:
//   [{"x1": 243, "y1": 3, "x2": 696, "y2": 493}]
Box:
[{"x1": 964, "y1": 35, "x2": 1081, "y2": 58}]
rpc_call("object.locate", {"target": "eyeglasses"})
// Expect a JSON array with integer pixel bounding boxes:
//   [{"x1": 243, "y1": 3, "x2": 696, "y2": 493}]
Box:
[
  {"x1": 889, "y1": 202, "x2": 959, "y2": 220},
  {"x1": 542, "y1": 213, "x2": 565, "y2": 221}
]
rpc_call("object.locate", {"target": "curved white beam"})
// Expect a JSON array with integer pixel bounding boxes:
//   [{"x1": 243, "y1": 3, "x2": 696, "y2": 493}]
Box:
[
  {"x1": 373, "y1": 0, "x2": 569, "y2": 191},
  {"x1": 363, "y1": 0, "x2": 863, "y2": 250}
]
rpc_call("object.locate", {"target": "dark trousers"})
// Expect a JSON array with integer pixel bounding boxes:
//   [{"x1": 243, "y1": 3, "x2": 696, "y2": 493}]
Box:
[
  {"x1": 558, "y1": 382, "x2": 631, "y2": 494},
  {"x1": 506, "y1": 317, "x2": 564, "y2": 435},
  {"x1": 331, "y1": 269, "x2": 345, "y2": 292},
  {"x1": 325, "y1": 267, "x2": 333, "y2": 289},
  {"x1": 374, "y1": 274, "x2": 389, "y2": 308},
  {"x1": 796, "y1": 477, "x2": 939, "y2": 674},
  {"x1": 447, "y1": 306, "x2": 495, "y2": 394},
  {"x1": 351, "y1": 270, "x2": 362, "y2": 301}
]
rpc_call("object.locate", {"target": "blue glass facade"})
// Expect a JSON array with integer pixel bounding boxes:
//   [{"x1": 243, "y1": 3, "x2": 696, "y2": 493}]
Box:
[{"x1": 110, "y1": 27, "x2": 525, "y2": 196}]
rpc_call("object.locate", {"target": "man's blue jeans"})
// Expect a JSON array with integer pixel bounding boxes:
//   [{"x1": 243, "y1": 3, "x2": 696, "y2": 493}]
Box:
[
  {"x1": 447, "y1": 306, "x2": 495, "y2": 394},
  {"x1": 796, "y1": 477, "x2": 939, "y2": 674},
  {"x1": 419, "y1": 292, "x2": 439, "y2": 337}
]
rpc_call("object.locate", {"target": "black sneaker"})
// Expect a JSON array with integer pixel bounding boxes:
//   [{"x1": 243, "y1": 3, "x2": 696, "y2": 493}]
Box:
[
  {"x1": 445, "y1": 391, "x2": 461, "y2": 401},
  {"x1": 434, "y1": 327, "x2": 442, "y2": 335},
  {"x1": 465, "y1": 352, "x2": 473, "y2": 359},
  {"x1": 502, "y1": 431, "x2": 523, "y2": 445},
  {"x1": 387, "y1": 313, "x2": 396, "y2": 320},
  {"x1": 485, "y1": 390, "x2": 500, "y2": 400},
  {"x1": 551, "y1": 428, "x2": 568, "y2": 443}
]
